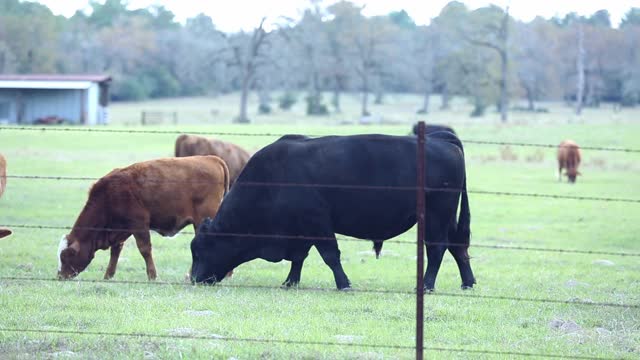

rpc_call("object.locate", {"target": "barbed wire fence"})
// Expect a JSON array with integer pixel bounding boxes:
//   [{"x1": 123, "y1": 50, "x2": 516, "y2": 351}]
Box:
[
  {"x1": 0, "y1": 124, "x2": 638, "y2": 359},
  {"x1": 2, "y1": 125, "x2": 640, "y2": 153}
]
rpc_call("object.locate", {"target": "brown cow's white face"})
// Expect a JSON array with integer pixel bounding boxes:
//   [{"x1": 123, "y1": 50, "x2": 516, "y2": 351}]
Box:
[
  {"x1": 57, "y1": 235, "x2": 69, "y2": 272},
  {"x1": 57, "y1": 235, "x2": 91, "y2": 279}
]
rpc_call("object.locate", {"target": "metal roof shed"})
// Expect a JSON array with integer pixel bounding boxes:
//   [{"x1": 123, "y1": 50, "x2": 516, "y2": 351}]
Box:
[{"x1": 0, "y1": 74, "x2": 112, "y2": 125}]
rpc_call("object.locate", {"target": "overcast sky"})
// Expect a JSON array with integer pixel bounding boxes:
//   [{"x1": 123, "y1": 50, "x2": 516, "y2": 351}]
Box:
[{"x1": 34, "y1": 0, "x2": 638, "y2": 32}]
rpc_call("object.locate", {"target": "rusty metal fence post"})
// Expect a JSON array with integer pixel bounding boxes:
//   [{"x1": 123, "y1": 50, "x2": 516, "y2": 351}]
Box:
[{"x1": 416, "y1": 121, "x2": 426, "y2": 360}]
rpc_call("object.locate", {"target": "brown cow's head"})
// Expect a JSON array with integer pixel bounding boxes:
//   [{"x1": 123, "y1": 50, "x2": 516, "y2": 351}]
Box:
[
  {"x1": 566, "y1": 169, "x2": 581, "y2": 183},
  {"x1": 57, "y1": 235, "x2": 94, "y2": 279}
]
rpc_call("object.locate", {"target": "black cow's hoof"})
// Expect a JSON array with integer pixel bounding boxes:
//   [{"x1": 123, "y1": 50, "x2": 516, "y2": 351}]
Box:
[
  {"x1": 338, "y1": 286, "x2": 353, "y2": 292},
  {"x1": 461, "y1": 283, "x2": 474, "y2": 290},
  {"x1": 281, "y1": 281, "x2": 299, "y2": 289}
]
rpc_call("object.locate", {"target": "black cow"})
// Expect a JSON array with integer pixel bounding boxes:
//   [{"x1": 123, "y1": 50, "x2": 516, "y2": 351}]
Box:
[
  {"x1": 191, "y1": 133, "x2": 475, "y2": 291},
  {"x1": 411, "y1": 123, "x2": 457, "y2": 136}
]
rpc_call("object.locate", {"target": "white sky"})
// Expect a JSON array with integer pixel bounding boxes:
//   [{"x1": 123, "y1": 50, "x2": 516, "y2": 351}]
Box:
[{"x1": 34, "y1": 0, "x2": 638, "y2": 32}]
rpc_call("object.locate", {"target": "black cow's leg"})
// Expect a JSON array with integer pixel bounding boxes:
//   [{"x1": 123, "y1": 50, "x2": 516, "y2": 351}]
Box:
[
  {"x1": 315, "y1": 239, "x2": 351, "y2": 290},
  {"x1": 423, "y1": 212, "x2": 449, "y2": 292},
  {"x1": 282, "y1": 259, "x2": 305, "y2": 287},
  {"x1": 104, "y1": 242, "x2": 124, "y2": 279},
  {"x1": 424, "y1": 244, "x2": 446, "y2": 292},
  {"x1": 448, "y1": 246, "x2": 475, "y2": 289},
  {"x1": 446, "y1": 218, "x2": 475, "y2": 289},
  {"x1": 133, "y1": 231, "x2": 157, "y2": 280}
]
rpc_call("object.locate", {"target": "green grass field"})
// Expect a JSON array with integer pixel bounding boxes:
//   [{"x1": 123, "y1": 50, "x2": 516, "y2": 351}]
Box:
[{"x1": 1, "y1": 94, "x2": 639, "y2": 359}]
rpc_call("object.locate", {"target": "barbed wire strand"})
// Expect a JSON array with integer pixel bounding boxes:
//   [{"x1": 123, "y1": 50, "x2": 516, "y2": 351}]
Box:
[
  {"x1": 3, "y1": 223, "x2": 640, "y2": 258},
  {"x1": 3, "y1": 174, "x2": 639, "y2": 203},
  {"x1": 1, "y1": 126, "x2": 638, "y2": 153},
  {"x1": 1, "y1": 277, "x2": 637, "y2": 309},
  {"x1": 0, "y1": 328, "x2": 617, "y2": 359}
]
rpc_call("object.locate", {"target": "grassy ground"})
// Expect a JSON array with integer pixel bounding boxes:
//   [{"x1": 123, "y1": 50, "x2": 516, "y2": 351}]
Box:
[{"x1": 0, "y1": 94, "x2": 639, "y2": 359}]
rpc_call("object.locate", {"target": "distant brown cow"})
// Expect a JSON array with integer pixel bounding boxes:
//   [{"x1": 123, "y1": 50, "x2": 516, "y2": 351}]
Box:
[
  {"x1": 175, "y1": 134, "x2": 250, "y2": 186},
  {"x1": 0, "y1": 153, "x2": 11, "y2": 239},
  {"x1": 557, "y1": 140, "x2": 582, "y2": 183},
  {"x1": 57, "y1": 156, "x2": 229, "y2": 280}
]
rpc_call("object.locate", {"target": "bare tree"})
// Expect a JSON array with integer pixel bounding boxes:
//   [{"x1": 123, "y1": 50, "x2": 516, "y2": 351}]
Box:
[
  {"x1": 411, "y1": 26, "x2": 437, "y2": 113},
  {"x1": 512, "y1": 19, "x2": 560, "y2": 111},
  {"x1": 280, "y1": 3, "x2": 331, "y2": 115},
  {"x1": 464, "y1": 6, "x2": 511, "y2": 122},
  {"x1": 575, "y1": 23, "x2": 585, "y2": 115},
  {"x1": 347, "y1": 16, "x2": 396, "y2": 117},
  {"x1": 326, "y1": 1, "x2": 361, "y2": 112},
  {"x1": 228, "y1": 18, "x2": 270, "y2": 123}
]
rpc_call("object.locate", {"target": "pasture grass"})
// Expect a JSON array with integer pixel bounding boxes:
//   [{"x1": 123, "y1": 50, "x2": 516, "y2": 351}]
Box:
[{"x1": 0, "y1": 94, "x2": 639, "y2": 359}]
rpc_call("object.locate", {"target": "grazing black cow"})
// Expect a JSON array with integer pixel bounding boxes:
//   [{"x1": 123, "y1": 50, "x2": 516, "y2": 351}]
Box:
[
  {"x1": 191, "y1": 133, "x2": 475, "y2": 291},
  {"x1": 411, "y1": 123, "x2": 457, "y2": 136}
]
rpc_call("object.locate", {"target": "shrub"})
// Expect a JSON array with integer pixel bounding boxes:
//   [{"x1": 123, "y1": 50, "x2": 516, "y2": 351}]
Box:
[
  {"x1": 258, "y1": 103, "x2": 272, "y2": 114},
  {"x1": 306, "y1": 94, "x2": 329, "y2": 116},
  {"x1": 112, "y1": 78, "x2": 150, "y2": 101},
  {"x1": 278, "y1": 92, "x2": 297, "y2": 110}
]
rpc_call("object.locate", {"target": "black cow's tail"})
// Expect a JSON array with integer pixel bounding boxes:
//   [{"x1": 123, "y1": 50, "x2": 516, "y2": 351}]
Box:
[
  {"x1": 373, "y1": 240, "x2": 383, "y2": 259},
  {"x1": 456, "y1": 177, "x2": 471, "y2": 258}
]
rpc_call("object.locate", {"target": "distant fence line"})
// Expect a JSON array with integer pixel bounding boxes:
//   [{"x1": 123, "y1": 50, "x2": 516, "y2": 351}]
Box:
[
  {"x1": 140, "y1": 111, "x2": 178, "y2": 126},
  {"x1": 0, "y1": 126, "x2": 639, "y2": 153}
]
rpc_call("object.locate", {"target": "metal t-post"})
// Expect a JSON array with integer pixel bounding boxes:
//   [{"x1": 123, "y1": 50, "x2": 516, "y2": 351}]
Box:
[{"x1": 416, "y1": 121, "x2": 426, "y2": 360}]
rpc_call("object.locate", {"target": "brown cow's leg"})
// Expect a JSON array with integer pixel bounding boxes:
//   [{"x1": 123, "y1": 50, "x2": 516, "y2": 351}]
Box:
[
  {"x1": 558, "y1": 165, "x2": 563, "y2": 182},
  {"x1": 134, "y1": 231, "x2": 157, "y2": 280},
  {"x1": 104, "y1": 242, "x2": 124, "y2": 279}
]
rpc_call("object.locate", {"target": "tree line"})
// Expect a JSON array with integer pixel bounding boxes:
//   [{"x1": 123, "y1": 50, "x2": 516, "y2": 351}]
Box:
[{"x1": 1, "y1": 0, "x2": 639, "y2": 122}]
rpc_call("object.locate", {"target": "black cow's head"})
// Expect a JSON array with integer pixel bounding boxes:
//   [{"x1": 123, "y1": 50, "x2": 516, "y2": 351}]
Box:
[
  {"x1": 0, "y1": 228, "x2": 11, "y2": 239},
  {"x1": 190, "y1": 219, "x2": 237, "y2": 285}
]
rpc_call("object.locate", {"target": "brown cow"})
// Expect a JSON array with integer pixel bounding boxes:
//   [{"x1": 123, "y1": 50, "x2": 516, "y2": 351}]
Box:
[
  {"x1": 557, "y1": 139, "x2": 582, "y2": 183},
  {"x1": 57, "y1": 156, "x2": 229, "y2": 280},
  {"x1": 0, "y1": 153, "x2": 11, "y2": 239},
  {"x1": 175, "y1": 134, "x2": 250, "y2": 187}
]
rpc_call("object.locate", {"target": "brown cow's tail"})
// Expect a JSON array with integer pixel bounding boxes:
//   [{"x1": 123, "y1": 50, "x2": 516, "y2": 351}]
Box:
[{"x1": 456, "y1": 177, "x2": 471, "y2": 256}]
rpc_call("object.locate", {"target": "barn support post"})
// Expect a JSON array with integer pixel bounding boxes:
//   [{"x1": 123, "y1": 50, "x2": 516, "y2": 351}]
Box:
[{"x1": 416, "y1": 121, "x2": 426, "y2": 360}]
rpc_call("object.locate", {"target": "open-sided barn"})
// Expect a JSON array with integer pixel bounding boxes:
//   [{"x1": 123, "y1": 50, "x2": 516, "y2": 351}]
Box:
[{"x1": 0, "y1": 74, "x2": 111, "y2": 125}]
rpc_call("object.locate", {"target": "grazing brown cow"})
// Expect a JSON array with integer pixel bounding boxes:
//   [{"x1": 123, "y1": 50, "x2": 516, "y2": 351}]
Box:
[
  {"x1": 175, "y1": 134, "x2": 250, "y2": 187},
  {"x1": 0, "y1": 153, "x2": 11, "y2": 239},
  {"x1": 57, "y1": 156, "x2": 229, "y2": 280},
  {"x1": 557, "y1": 140, "x2": 582, "y2": 183}
]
